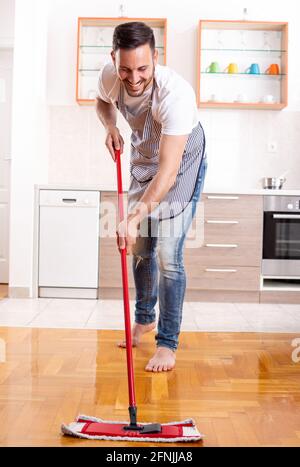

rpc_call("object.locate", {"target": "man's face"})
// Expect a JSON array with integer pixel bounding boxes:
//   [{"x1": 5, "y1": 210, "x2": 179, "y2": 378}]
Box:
[{"x1": 111, "y1": 43, "x2": 158, "y2": 97}]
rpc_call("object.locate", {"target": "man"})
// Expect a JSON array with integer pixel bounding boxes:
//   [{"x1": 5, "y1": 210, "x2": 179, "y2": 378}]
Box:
[{"x1": 96, "y1": 22, "x2": 207, "y2": 373}]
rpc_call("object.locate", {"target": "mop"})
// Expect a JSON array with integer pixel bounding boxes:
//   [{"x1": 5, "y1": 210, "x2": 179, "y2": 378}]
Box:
[{"x1": 61, "y1": 149, "x2": 203, "y2": 442}]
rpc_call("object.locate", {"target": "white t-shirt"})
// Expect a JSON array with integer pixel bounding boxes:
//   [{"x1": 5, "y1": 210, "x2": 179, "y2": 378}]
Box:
[{"x1": 97, "y1": 63, "x2": 199, "y2": 136}]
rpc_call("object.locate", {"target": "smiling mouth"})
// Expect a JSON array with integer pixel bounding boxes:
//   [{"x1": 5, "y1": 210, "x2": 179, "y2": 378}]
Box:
[{"x1": 127, "y1": 81, "x2": 142, "y2": 89}]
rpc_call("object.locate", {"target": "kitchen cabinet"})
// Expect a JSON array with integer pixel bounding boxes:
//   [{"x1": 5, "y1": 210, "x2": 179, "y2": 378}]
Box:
[
  {"x1": 98, "y1": 191, "x2": 264, "y2": 302},
  {"x1": 99, "y1": 191, "x2": 135, "y2": 291},
  {"x1": 76, "y1": 17, "x2": 167, "y2": 104},
  {"x1": 197, "y1": 20, "x2": 288, "y2": 109},
  {"x1": 184, "y1": 194, "x2": 263, "y2": 301},
  {"x1": 34, "y1": 187, "x2": 299, "y2": 303}
]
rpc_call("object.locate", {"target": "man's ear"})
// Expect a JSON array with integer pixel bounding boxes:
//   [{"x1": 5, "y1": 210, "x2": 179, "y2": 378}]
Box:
[
  {"x1": 153, "y1": 48, "x2": 159, "y2": 66},
  {"x1": 111, "y1": 50, "x2": 116, "y2": 65}
]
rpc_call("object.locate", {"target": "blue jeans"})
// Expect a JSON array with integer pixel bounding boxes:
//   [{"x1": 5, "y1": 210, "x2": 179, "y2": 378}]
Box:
[{"x1": 132, "y1": 157, "x2": 207, "y2": 351}]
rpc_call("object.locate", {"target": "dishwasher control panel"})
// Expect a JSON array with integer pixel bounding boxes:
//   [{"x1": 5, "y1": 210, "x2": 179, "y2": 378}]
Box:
[{"x1": 39, "y1": 190, "x2": 100, "y2": 207}]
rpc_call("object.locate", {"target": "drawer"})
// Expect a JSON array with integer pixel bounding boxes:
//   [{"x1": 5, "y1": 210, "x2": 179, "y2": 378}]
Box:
[
  {"x1": 199, "y1": 217, "x2": 263, "y2": 266},
  {"x1": 100, "y1": 191, "x2": 130, "y2": 227},
  {"x1": 99, "y1": 237, "x2": 134, "y2": 288},
  {"x1": 203, "y1": 194, "x2": 263, "y2": 219},
  {"x1": 185, "y1": 194, "x2": 263, "y2": 267},
  {"x1": 185, "y1": 241, "x2": 261, "y2": 267},
  {"x1": 100, "y1": 191, "x2": 130, "y2": 207},
  {"x1": 203, "y1": 216, "x2": 262, "y2": 243},
  {"x1": 186, "y1": 265, "x2": 260, "y2": 291},
  {"x1": 100, "y1": 192, "x2": 117, "y2": 204}
]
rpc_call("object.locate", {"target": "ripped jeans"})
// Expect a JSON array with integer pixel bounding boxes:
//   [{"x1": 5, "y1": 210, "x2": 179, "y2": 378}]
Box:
[{"x1": 131, "y1": 157, "x2": 207, "y2": 351}]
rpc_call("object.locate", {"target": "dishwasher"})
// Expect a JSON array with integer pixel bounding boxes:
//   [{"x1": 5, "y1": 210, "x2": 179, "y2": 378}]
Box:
[{"x1": 38, "y1": 190, "x2": 100, "y2": 299}]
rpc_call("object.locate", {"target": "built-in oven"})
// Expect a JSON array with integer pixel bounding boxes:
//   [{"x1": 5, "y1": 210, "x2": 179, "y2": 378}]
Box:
[{"x1": 262, "y1": 196, "x2": 300, "y2": 277}]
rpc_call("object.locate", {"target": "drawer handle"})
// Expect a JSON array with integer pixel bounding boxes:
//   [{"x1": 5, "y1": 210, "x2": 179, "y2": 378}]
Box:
[
  {"x1": 205, "y1": 243, "x2": 238, "y2": 248},
  {"x1": 206, "y1": 220, "x2": 239, "y2": 224},
  {"x1": 207, "y1": 195, "x2": 240, "y2": 200},
  {"x1": 273, "y1": 214, "x2": 300, "y2": 220},
  {"x1": 205, "y1": 268, "x2": 237, "y2": 273},
  {"x1": 62, "y1": 198, "x2": 77, "y2": 203}
]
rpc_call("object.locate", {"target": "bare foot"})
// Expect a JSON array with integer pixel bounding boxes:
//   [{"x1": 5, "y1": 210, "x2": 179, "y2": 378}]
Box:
[
  {"x1": 118, "y1": 321, "x2": 156, "y2": 348},
  {"x1": 145, "y1": 347, "x2": 176, "y2": 372}
]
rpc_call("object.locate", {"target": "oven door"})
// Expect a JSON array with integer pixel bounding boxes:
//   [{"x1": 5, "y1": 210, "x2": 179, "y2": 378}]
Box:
[{"x1": 263, "y1": 212, "x2": 300, "y2": 276}]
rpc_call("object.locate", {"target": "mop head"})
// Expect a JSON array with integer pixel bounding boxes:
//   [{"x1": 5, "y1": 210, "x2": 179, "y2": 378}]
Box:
[{"x1": 61, "y1": 414, "x2": 203, "y2": 442}]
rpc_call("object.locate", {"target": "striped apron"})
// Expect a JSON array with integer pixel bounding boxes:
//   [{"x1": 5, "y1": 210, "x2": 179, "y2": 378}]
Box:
[{"x1": 117, "y1": 79, "x2": 206, "y2": 220}]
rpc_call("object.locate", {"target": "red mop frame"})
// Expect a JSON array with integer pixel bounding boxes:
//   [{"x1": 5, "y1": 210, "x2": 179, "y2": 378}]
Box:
[
  {"x1": 115, "y1": 149, "x2": 161, "y2": 432},
  {"x1": 115, "y1": 149, "x2": 161, "y2": 433},
  {"x1": 115, "y1": 148, "x2": 138, "y2": 424}
]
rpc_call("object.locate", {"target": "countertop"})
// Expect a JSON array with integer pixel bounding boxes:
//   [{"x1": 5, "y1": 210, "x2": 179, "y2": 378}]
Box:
[{"x1": 35, "y1": 184, "x2": 300, "y2": 196}]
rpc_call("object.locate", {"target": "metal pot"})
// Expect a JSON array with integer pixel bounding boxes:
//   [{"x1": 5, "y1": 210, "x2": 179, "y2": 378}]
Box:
[{"x1": 262, "y1": 177, "x2": 286, "y2": 189}]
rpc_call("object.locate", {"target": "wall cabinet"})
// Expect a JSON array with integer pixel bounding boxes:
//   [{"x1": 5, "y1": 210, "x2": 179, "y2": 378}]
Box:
[
  {"x1": 76, "y1": 17, "x2": 167, "y2": 105},
  {"x1": 197, "y1": 20, "x2": 288, "y2": 109}
]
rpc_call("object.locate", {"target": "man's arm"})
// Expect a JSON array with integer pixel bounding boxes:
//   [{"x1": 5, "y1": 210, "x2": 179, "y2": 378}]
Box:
[
  {"x1": 95, "y1": 96, "x2": 124, "y2": 159},
  {"x1": 129, "y1": 133, "x2": 188, "y2": 223}
]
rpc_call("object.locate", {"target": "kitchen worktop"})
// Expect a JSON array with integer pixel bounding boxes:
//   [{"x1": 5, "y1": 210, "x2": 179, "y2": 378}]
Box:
[
  {"x1": 204, "y1": 189, "x2": 300, "y2": 196},
  {"x1": 35, "y1": 184, "x2": 300, "y2": 196}
]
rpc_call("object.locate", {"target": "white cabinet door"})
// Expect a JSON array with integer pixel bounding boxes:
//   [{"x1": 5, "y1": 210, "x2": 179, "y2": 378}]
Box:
[{"x1": 38, "y1": 191, "x2": 99, "y2": 288}]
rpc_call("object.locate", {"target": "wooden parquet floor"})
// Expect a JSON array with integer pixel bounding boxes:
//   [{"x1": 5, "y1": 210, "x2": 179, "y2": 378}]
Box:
[{"x1": 0, "y1": 327, "x2": 299, "y2": 446}]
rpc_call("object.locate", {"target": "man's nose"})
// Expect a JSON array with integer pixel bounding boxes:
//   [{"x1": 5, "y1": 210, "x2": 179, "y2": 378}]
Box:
[{"x1": 129, "y1": 71, "x2": 140, "y2": 83}]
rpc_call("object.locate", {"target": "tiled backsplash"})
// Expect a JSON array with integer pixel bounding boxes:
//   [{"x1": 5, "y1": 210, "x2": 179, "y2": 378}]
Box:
[{"x1": 49, "y1": 105, "x2": 300, "y2": 191}]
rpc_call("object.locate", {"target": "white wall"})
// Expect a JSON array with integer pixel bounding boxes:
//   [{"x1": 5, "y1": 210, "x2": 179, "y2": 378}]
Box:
[
  {"x1": 8, "y1": 0, "x2": 300, "y2": 295},
  {"x1": 9, "y1": 0, "x2": 49, "y2": 295},
  {"x1": 0, "y1": 0, "x2": 15, "y2": 47},
  {"x1": 46, "y1": 0, "x2": 300, "y2": 192}
]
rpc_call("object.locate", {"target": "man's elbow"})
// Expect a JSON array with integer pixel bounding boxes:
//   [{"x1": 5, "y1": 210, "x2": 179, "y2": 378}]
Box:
[
  {"x1": 169, "y1": 172, "x2": 178, "y2": 187},
  {"x1": 95, "y1": 96, "x2": 101, "y2": 111}
]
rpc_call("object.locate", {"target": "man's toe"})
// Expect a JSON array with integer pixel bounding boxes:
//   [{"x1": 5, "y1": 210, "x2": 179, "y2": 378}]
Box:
[{"x1": 145, "y1": 361, "x2": 154, "y2": 371}]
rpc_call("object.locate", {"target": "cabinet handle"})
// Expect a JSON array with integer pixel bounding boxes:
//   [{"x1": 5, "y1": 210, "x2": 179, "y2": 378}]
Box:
[
  {"x1": 62, "y1": 198, "x2": 77, "y2": 203},
  {"x1": 205, "y1": 268, "x2": 237, "y2": 273},
  {"x1": 273, "y1": 214, "x2": 300, "y2": 220},
  {"x1": 207, "y1": 195, "x2": 240, "y2": 200},
  {"x1": 206, "y1": 220, "x2": 239, "y2": 224},
  {"x1": 205, "y1": 243, "x2": 238, "y2": 248}
]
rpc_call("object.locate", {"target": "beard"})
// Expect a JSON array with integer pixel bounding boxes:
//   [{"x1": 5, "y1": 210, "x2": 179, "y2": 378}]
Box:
[{"x1": 123, "y1": 70, "x2": 155, "y2": 98}]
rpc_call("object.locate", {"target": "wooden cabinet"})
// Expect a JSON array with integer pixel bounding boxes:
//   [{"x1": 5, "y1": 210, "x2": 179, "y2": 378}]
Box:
[
  {"x1": 99, "y1": 192, "x2": 135, "y2": 289},
  {"x1": 99, "y1": 191, "x2": 263, "y2": 301},
  {"x1": 76, "y1": 17, "x2": 167, "y2": 105},
  {"x1": 188, "y1": 266, "x2": 260, "y2": 292},
  {"x1": 184, "y1": 194, "x2": 263, "y2": 297},
  {"x1": 197, "y1": 20, "x2": 288, "y2": 109}
]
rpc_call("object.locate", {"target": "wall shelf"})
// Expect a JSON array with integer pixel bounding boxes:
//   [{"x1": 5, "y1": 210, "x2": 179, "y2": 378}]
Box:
[
  {"x1": 201, "y1": 48, "x2": 286, "y2": 53},
  {"x1": 201, "y1": 72, "x2": 286, "y2": 76},
  {"x1": 197, "y1": 20, "x2": 288, "y2": 110}
]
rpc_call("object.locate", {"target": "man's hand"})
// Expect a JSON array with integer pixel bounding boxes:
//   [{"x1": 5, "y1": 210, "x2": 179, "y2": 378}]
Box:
[
  {"x1": 105, "y1": 126, "x2": 124, "y2": 161},
  {"x1": 95, "y1": 97, "x2": 123, "y2": 160},
  {"x1": 116, "y1": 215, "x2": 139, "y2": 255}
]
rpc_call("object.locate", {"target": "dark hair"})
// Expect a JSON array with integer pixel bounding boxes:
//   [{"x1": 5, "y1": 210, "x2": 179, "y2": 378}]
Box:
[{"x1": 112, "y1": 22, "x2": 155, "y2": 52}]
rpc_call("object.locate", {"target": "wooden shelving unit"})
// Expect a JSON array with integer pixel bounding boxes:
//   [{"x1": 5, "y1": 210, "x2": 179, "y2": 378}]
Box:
[
  {"x1": 76, "y1": 17, "x2": 167, "y2": 105},
  {"x1": 197, "y1": 20, "x2": 288, "y2": 110}
]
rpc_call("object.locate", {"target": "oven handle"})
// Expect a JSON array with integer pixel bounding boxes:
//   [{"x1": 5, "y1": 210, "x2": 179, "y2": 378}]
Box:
[{"x1": 273, "y1": 214, "x2": 300, "y2": 220}]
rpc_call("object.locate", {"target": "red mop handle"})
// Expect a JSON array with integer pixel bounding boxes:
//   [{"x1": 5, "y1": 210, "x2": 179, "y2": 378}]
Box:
[{"x1": 115, "y1": 148, "x2": 136, "y2": 409}]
